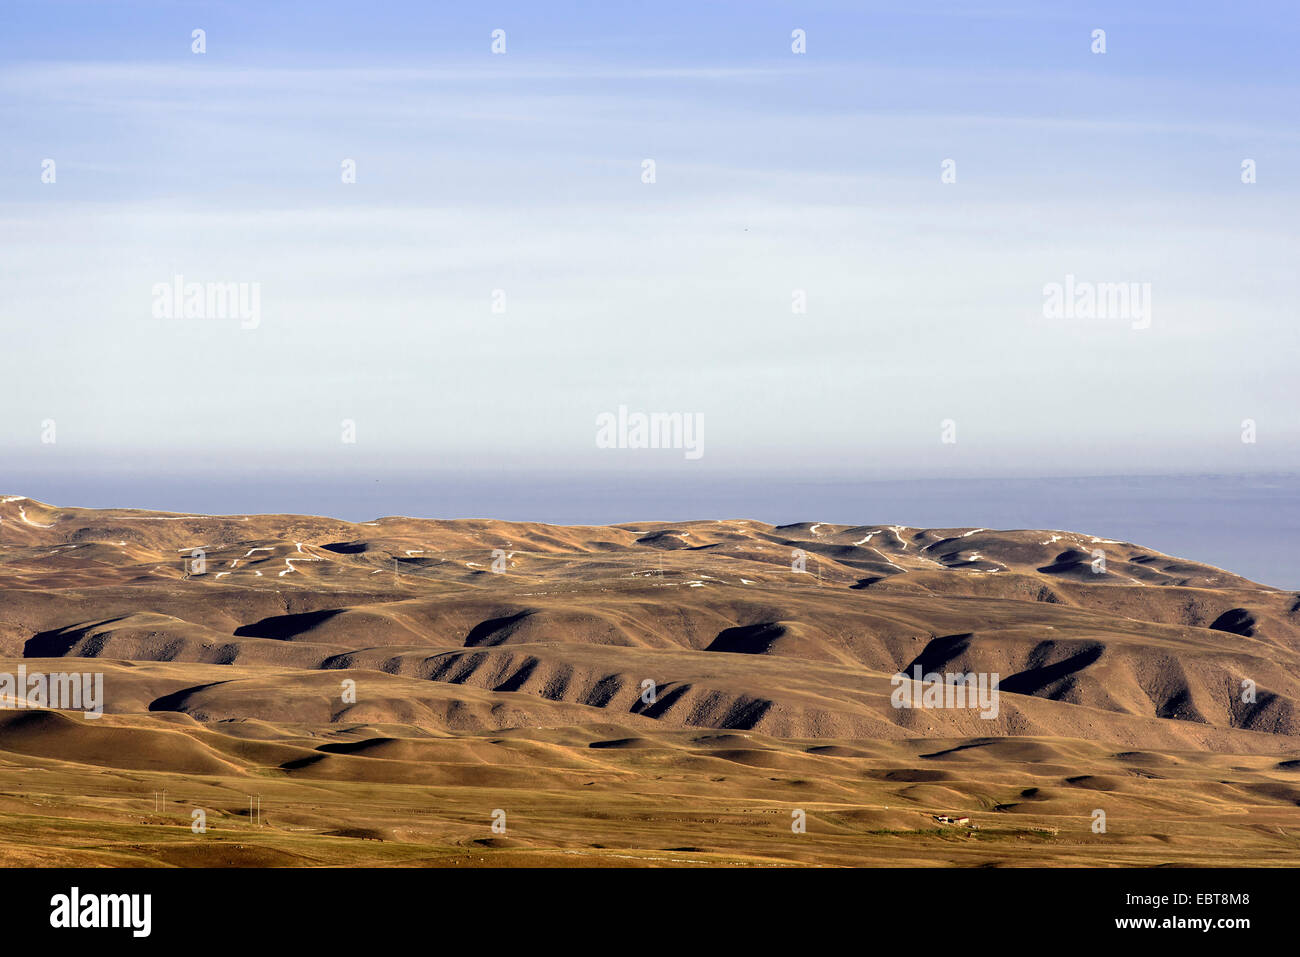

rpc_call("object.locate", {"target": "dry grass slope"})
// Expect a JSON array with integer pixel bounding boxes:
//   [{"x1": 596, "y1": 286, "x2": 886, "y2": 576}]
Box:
[{"x1": 0, "y1": 496, "x2": 1297, "y2": 867}]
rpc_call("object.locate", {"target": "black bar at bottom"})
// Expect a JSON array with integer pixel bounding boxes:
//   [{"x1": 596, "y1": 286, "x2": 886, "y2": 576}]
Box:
[{"x1": 0, "y1": 866, "x2": 1275, "y2": 944}]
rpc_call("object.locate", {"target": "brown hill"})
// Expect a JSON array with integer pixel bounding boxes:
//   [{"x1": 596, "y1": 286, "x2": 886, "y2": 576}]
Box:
[{"x1": 0, "y1": 495, "x2": 1297, "y2": 867}]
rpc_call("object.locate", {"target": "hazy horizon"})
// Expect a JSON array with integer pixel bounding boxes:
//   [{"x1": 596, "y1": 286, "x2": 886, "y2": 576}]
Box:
[{"x1": 5, "y1": 470, "x2": 1297, "y2": 589}]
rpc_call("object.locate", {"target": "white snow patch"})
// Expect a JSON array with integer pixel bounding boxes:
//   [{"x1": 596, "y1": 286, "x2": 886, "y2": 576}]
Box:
[
  {"x1": 17, "y1": 506, "x2": 53, "y2": 528},
  {"x1": 117, "y1": 515, "x2": 247, "y2": 521},
  {"x1": 279, "y1": 556, "x2": 323, "y2": 577}
]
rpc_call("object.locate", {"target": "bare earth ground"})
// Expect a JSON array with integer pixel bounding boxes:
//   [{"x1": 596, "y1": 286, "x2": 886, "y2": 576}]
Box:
[{"x1": 1, "y1": 495, "x2": 1297, "y2": 867}]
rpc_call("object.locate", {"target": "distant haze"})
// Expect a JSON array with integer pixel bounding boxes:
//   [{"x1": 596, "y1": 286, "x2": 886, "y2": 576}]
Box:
[{"x1": 6, "y1": 469, "x2": 1298, "y2": 590}]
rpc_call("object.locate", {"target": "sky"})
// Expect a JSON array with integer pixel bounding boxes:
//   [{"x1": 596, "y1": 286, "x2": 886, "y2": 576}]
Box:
[{"x1": 1, "y1": 0, "x2": 1297, "y2": 497}]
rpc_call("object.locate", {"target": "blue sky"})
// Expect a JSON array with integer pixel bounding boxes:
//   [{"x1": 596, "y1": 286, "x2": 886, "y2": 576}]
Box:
[{"x1": 2, "y1": 0, "x2": 1297, "y2": 487}]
